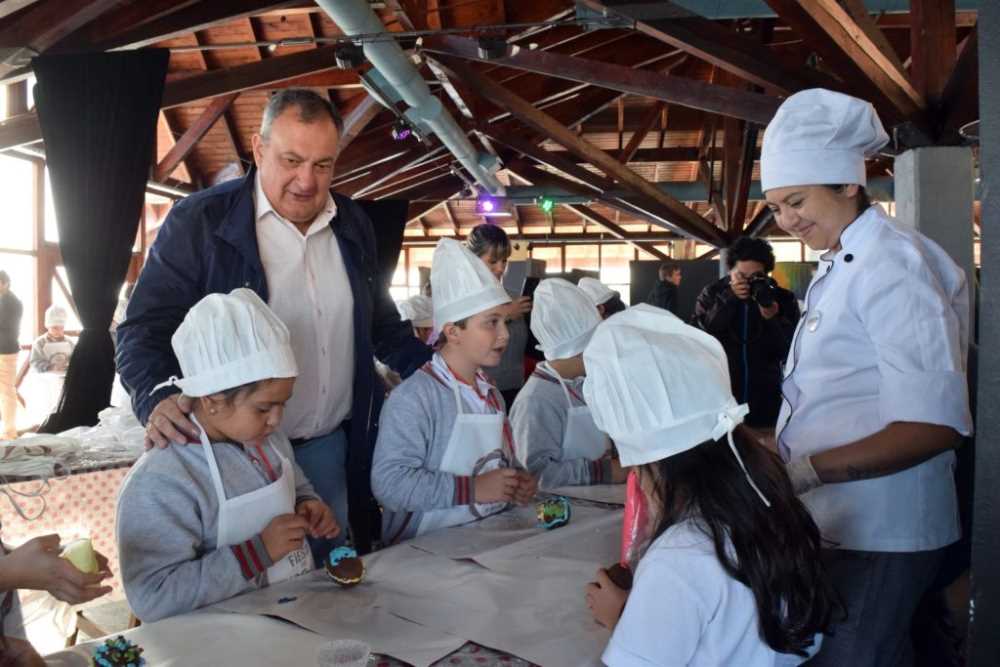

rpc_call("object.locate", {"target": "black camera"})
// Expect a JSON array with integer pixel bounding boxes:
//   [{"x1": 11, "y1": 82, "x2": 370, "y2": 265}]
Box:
[{"x1": 748, "y1": 273, "x2": 777, "y2": 308}]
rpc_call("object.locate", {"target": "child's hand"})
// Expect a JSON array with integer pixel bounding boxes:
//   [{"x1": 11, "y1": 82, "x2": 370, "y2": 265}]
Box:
[
  {"x1": 295, "y1": 499, "x2": 341, "y2": 539},
  {"x1": 585, "y1": 568, "x2": 629, "y2": 630},
  {"x1": 474, "y1": 468, "x2": 519, "y2": 504},
  {"x1": 261, "y1": 514, "x2": 310, "y2": 562},
  {"x1": 512, "y1": 470, "x2": 538, "y2": 505}
]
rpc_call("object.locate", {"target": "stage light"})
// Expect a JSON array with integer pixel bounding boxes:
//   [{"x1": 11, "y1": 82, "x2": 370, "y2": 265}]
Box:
[{"x1": 538, "y1": 197, "x2": 555, "y2": 214}]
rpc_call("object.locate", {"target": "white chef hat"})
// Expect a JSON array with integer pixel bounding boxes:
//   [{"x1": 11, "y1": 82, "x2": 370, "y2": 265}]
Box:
[
  {"x1": 431, "y1": 238, "x2": 510, "y2": 329},
  {"x1": 397, "y1": 294, "x2": 433, "y2": 328},
  {"x1": 151, "y1": 288, "x2": 297, "y2": 398},
  {"x1": 44, "y1": 305, "x2": 67, "y2": 328},
  {"x1": 584, "y1": 304, "x2": 769, "y2": 506},
  {"x1": 576, "y1": 277, "x2": 616, "y2": 307},
  {"x1": 761, "y1": 88, "x2": 889, "y2": 193},
  {"x1": 531, "y1": 278, "x2": 601, "y2": 361}
]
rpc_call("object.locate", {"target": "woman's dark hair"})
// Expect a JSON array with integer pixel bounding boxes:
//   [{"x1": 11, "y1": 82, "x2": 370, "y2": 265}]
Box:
[
  {"x1": 824, "y1": 184, "x2": 872, "y2": 217},
  {"x1": 641, "y1": 426, "x2": 839, "y2": 657},
  {"x1": 466, "y1": 223, "x2": 511, "y2": 260},
  {"x1": 726, "y1": 236, "x2": 776, "y2": 273},
  {"x1": 600, "y1": 294, "x2": 627, "y2": 319}
]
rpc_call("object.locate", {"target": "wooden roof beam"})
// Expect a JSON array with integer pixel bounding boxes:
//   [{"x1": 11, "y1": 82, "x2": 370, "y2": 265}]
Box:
[
  {"x1": 155, "y1": 93, "x2": 238, "y2": 183},
  {"x1": 910, "y1": 0, "x2": 958, "y2": 107},
  {"x1": 763, "y1": 0, "x2": 925, "y2": 121},
  {"x1": 0, "y1": 0, "x2": 120, "y2": 77},
  {"x1": 421, "y1": 35, "x2": 782, "y2": 125},
  {"x1": 577, "y1": 0, "x2": 835, "y2": 94},
  {"x1": 620, "y1": 101, "x2": 666, "y2": 164},
  {"x1": 564, "y1": 203, "x2": 668, "y2": 260}
]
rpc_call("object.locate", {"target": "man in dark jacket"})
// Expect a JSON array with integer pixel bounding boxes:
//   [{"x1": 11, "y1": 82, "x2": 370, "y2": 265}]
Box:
[
  {"x1": 0, "y1": 271, "x2": 21, "y2": 440},
  {"x1": 116, "y1": 90, "x2": 431, "y2": 553},
  {"x1": 693, "y1": 237, "x2": 799, "y2": 428},
  {"x1": 646, "y1": 261, "x2": 681, "y2": 315}
]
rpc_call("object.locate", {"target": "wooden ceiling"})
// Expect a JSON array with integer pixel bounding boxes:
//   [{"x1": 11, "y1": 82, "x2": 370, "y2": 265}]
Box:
[{"x1": 0, "y1": 0, "x2": 980, "y2": 248}]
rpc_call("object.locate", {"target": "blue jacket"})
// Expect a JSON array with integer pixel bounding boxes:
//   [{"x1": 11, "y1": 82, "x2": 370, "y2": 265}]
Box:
[{"x1": 116, "y1": 169, "x2": 431, "y2": 551}]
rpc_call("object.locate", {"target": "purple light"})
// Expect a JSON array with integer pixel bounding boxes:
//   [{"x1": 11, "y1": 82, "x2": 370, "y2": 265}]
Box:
[{"x1": 482, "y1": 199, "x2": 495, "y2": 212}]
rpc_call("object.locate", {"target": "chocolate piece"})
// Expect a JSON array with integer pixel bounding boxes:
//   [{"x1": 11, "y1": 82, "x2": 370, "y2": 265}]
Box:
[
  {"x1": 325, "y1": 546, "x2": 366, "y2": 587},
  {"x1": 605, "y1": 563, "x2": 633, "y2": 591}
]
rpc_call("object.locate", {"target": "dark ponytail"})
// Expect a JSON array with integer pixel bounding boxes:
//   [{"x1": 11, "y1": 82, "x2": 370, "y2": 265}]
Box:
[{"x1": 641, "y1": 426, "x2": 840, "y2": 657}]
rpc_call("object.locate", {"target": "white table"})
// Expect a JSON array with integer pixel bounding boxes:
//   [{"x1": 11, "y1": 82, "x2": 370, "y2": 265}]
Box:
[{"x1": 46, "y1": 501, "x2": 624, "y2": 667}]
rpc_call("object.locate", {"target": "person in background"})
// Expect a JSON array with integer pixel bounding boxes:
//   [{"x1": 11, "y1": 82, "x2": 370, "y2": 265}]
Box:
[
  {"x1": 396, "y1": 294, "x2": 434, "y2": 344},
  {"x1": 510, "y1": 279, "x2": 626, "y2": 489},
  {"x1": 693, "y1": 237, "x2": 800, "y2": 429},
  {"x1": 117, "y1": 289, "x2": 338, "y2": 623},
  {"x1": 0, "y1": 271, "x2": 21, "y2": 440},
  {"x1": 577, "y1": 277, "x2": 627, "y2": 320},
  {"x1": 645, "y1": 262, "x2": 681, "y2": 315},
  {"x1": 763, "y1": 89, "x2": 972, "y2": 665},
  {"x1": 372, "y1": 239, "x2": 537, "y2": 544},
  {"x1": 466, "y1": 224, "x2": 531, "y2": 407},
  {"x1": 583, "y1": 305, "x2": 836, "y2": 666},
  {"x1": 29, "y1": 306, "x2": 74, "y2": 374}
]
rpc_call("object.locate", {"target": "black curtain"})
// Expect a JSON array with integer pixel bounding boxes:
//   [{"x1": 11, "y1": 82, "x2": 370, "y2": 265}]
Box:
[
  {"x1": 34, "y1": 50, "x2": 169, "y2": 432},
  {"x1": 359, "y1": 199, "x2": 409, "y2": 285}
]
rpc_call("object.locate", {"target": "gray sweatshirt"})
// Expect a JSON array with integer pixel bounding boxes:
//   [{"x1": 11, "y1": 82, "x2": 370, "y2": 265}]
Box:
[
  {"x1": 509, "y1": 373, "x2": 612, "y2": 488},
  {"x1": 29, "y1": 334, "x2": 74, "y2": 373},
  {"x1": 372, "y1": 367, "x2": 502, "y2": 543},
  {"x1": 116, "y1": 432, "x2": 317, "y2": 622}
]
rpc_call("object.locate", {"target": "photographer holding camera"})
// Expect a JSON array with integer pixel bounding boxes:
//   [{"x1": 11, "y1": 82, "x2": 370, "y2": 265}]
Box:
[{"x1": 693, "y1": 237, "x2": 800, "y2": 428}]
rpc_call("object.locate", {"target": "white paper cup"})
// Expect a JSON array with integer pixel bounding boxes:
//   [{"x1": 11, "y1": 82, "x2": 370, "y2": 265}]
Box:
[{"x1": 316, "y1": 640, "x2": 371, "y2": 667}]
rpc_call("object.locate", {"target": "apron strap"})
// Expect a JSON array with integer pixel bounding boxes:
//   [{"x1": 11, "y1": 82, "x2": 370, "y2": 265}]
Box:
[
  {"x1": 536, "y1": 362, "x2": 584, "y2": 408},
  {"x1": 192, "y1": 414, "x2": 228, "y2": 504}
]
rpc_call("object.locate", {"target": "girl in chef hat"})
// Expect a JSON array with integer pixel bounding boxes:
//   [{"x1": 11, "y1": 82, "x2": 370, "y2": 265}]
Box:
[
  {"x1": 583, "y1": 305, "x2": 837, "y2": 666},
  {"x1": 116, "y1": 288, "x2": 340, "y2": 623},
  {"x1": 372, "y1": 238, "x2": 537, "y2": 544}
]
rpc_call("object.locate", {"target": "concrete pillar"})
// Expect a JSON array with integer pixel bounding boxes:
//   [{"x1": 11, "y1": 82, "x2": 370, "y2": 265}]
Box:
[{"x1": 894, "y1": 146, "x2": 976, "y2": 330}]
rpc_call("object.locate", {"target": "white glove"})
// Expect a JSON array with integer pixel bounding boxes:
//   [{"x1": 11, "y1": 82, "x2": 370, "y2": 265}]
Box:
[{"x1": 785, "y1": 456, "x2": 822, "y2": 495}]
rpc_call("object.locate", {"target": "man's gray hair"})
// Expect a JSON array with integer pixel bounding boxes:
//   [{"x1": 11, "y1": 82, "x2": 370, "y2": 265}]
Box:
[{"x1": 259, "y1": 89, "x2": 343, "y2": 140}]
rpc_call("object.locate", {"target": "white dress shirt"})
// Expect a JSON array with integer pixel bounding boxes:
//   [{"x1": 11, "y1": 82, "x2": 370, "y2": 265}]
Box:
[
  {"x1": 255, "y1": 175, "x2": 355, "y2": 440},
  {"x1": 776, "y1": 204, "x2": 972, "y2": 552}
]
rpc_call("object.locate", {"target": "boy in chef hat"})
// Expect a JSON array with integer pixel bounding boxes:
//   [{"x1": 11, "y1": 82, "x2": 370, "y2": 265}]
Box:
[
  {"x1": 396, "y1": 294, "x2": 434, "y2": 344},
  {"x1": 510, "y1": 278, "x2": 627, "y2": 489},
  {"x1": 577, "y1": 277, "x2": 626, "y2": 320},
  {"x1": 116, "y1": 288, "x2": 340, "y2": 622},
  {"x1": 582, "y1": 305, "x2": 837, "y2": 666},
  {"x1": 372, "y1": 238, "x2": 537, "y2": 544}
]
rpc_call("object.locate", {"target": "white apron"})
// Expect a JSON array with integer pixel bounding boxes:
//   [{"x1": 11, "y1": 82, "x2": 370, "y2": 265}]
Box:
[
  {"x1": 538, "y1": 362, "x2": 610, "y2": 461},
  {"x1": 196, "y1": 420, "x2": 313, "y2": 584},
  {"x1": 415, "y1": 369, "x2": 511, "y2": 536}
]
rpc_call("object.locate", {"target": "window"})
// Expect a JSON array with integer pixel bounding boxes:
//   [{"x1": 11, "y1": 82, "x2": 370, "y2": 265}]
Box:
[
  {"x1": 769, "y1": 240, "x2": 803, "y2": 263},
  {"x1": 564, "y1": 245, "x2": 599, "y2": 273},
  {"x1": 0, "y1": 156, "x2": 34, "y2": 251},
  {"x1": 601, "y1": 245, "x2": 634, "y2": 305},
  {"x1": 530, "y1": 247, "x2": 562, "y2": 273}
]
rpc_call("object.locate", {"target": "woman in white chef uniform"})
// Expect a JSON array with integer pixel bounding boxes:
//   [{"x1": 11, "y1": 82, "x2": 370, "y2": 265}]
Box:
[{"x1": 763, "y1": 89, "x2": 973, "y2": 665}]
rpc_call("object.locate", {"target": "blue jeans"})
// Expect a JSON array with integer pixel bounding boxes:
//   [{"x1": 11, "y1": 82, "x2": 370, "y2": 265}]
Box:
[
  {"x1": 292, "y1": 428, "x2": 349, "y2": 563},
  {"x1": 811, "y1": 547, "x2": 945, "y2": 667}
]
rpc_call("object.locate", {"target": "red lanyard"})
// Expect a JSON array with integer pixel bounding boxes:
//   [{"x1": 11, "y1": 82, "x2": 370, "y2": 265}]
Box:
[{"x1": 249, "y1": 444, "x2": 278, "y2": 482}]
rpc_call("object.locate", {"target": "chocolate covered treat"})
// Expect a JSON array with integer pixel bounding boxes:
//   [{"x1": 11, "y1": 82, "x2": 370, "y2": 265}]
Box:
[
  {"x1": 325, "y1": 546, "x2": 365, "y2": 587},
  {"x1": 536, "y1": 496, "x2": 571, "y2": 530},
  {"x1": 605, "y1": 563, "x2": 633, "y2": 591},
  {"x1": 92, "y1": 635, "x2": 145, "y2": 667}
]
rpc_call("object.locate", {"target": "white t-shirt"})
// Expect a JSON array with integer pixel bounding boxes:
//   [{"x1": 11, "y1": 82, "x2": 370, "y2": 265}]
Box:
[{"x1": 603, "y1": 519, "x2": 816, "y2": 667}]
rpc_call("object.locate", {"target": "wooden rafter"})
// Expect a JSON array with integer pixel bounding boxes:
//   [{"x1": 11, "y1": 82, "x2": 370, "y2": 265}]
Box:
[
  {"x1": 158, "y1": 112, "x2": 196, "y2": 185},
  {"x1": 429, "y1": 59, "x2": 732, "y2": 243},
  {"x1": 564, "y1": 204, "x2": 668, "y2": 260},
  {"x1": 940, "y1": 27, "x2": 978, "y2": 137},
  {"x1": 421, "y1": 35, "x2": 782, "y2": 125},
  {"x1": 0, "y1": 0, "x2": 120, "y2": 76},
  {"x1": 336, "y1": 93, "x2": 384, "y2": 162},
  {"x1": 155, "y1": 94, "x2": 238, "y2": 182},
  {"x1": 620, "y1": 101, "x2": 666, "y2": 164},
  {"x1": 0, "y1": 45, "x2": 350, "y2": 151},
  {"x1": 51, "y1": 0, "x2": 202, "y2": 51},
  {"x1": 763, "y1": 0, "x2": 924, "y2": 120},
  {"x1": 84, "y1": 0, "x2": 304, "y2": 51},
  {"x1": 223, "y1": 109, "x2": 251, "y2": 174},
  {"x1": 577, "y1": 0, "x2": 835, "y2": 94},
  {"x1": 443, "y1": 201, "x2": 459, "y2": 235}
]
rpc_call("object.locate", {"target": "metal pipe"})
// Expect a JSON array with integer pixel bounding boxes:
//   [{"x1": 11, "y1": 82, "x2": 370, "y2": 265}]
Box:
[{"x1": 314, "y1": 0, "x2": 505, "y2": 194}]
